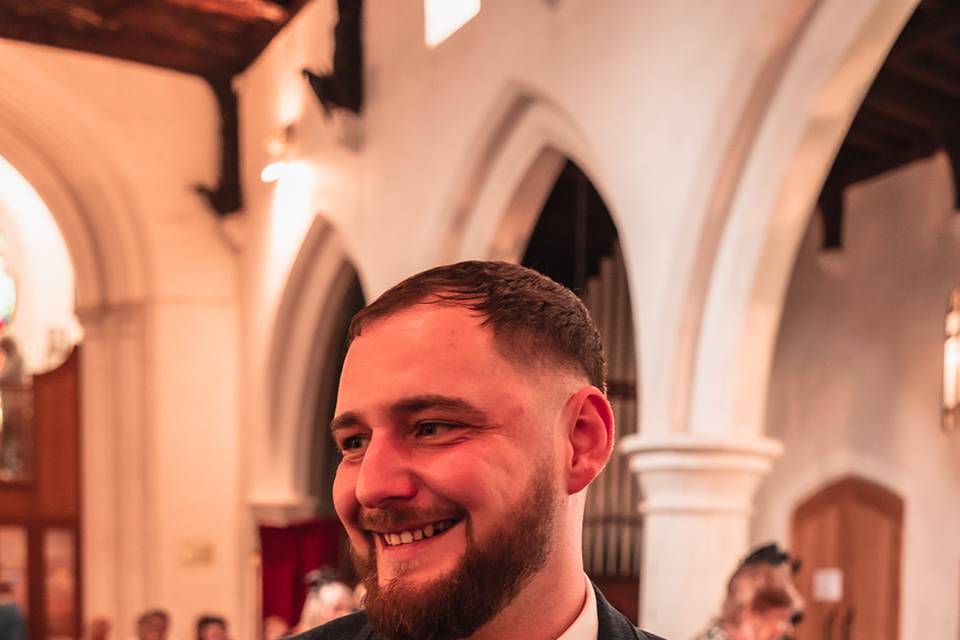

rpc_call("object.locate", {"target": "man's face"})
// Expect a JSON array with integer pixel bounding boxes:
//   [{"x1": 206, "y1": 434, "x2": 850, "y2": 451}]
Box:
[
  {"x1": 137, "y1": 617, "x2": 167, "y2": 640},
  {"x1": 332, "y1": 304, "x2": 570, "y2": 634},
  {"x1": 199, "y1": 622, "x2": 226, "y2": 640},
  {"x1": 745, "y1": 607, "x2": 795, "y2": 640}
]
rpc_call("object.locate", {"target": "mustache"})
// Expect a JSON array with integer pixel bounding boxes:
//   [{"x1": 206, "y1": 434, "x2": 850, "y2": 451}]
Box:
[{"x1": 358, "y1": 505, "x2": 467, "y2": 531}]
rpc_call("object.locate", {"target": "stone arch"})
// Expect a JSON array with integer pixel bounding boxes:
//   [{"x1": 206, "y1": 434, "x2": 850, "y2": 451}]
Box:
[
  {"x1": 0, "y1": 46, "x2": 153, "y2": 632},
  {"x1": 0, "y1": 55, "x2": 149, "y2": 311},
  {"x1": 441, "y1": 84, "x2": 611, "y2": 264},
  {"x1": 266, "y1": 215, "x2": 366, "y2": 512},
  {"x1": 683, "y1": 0, "x2": 918, "y2": 440}
]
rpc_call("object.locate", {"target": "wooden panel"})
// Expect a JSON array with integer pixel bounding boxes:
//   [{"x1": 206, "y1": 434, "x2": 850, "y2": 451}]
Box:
[
  {"x1": 0, "y1": 350, "x2": 80, "y2": 520},
  {"x1": 791, "y1": 477, "x2": 903, "y2": 640},
  {"x1": 793, "y1": 501, "x2": 842, "y2": 640}
]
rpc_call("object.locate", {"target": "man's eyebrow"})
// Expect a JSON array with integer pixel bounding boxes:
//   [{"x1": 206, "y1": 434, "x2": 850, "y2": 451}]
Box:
[
  {"x1": 330, "y1": 411, "x2": 363, "y2": 432},
  {"x1": 331, "y1": 395, "x2": 488, "y2": 433},
  {"x1": 388, "y1": 394, "x2": 487, "y2": 419}
]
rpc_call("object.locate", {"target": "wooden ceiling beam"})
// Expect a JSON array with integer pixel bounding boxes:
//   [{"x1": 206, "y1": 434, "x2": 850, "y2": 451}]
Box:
[
  {"x1": 832, "y1": 141, "x2": 939, "y2": 186},
  {"x1": 887, "y1": 57, "x2": 960, "y2": 99},
  {"x1": 166, "y1": 0, "x2": 286, "y2": 24},
  {"x1": 888, "y1": 5, "x2": 960, "y2": 59},
  {"x1": 857, "y1": 106, "x2": 931, "y2": 146},
  {"x1": 866, "y1": 70, "x2": 960, "y2": 135}
]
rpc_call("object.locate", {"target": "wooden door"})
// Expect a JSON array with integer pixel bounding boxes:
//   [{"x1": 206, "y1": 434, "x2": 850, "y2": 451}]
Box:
[
  {"x1": 791, "y1": 476, "x2": 902, "y2": 640},
  {"x1": 0, "y1": 349, "x2": 81, "y2": 640}
]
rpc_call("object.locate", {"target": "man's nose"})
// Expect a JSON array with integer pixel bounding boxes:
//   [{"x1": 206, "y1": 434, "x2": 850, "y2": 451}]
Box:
[{"x1": 355, "y1": 435, "x2": 418, "y2": 507}]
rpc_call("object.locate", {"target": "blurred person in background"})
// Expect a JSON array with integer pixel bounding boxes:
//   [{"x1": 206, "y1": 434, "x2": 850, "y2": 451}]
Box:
[
  {"x1": 135, "y1": 609, "x2": 169, "y2": 640},
  {"x1": 693, "y1": 544, "x2": 804, "y2": 640},
  {"x1": 0, "y1": 580, "x2": 28, "y2": 640},
  {"x1": 262, "y1": 615, "x2": 290, "y2": 640},
  {"x1": 296, "y1": 576, "x2": 356, "y2": 632},
  {"x1": 196, "y1": 615, "x2": 229, "y2": 640},
  {"x1": 86, "y1": 616, "x2": 111, "y2": 640}
]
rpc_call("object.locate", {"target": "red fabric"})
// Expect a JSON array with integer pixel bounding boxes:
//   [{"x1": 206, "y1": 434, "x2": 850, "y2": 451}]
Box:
[{"x1": 260, "y1": 518, "x2": 344, "y2": 627}]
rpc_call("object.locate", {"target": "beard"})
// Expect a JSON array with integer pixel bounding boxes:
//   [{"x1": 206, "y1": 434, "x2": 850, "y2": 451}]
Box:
[{"x1": 351, "y1": 473, "x2": 558, "y2": 640}]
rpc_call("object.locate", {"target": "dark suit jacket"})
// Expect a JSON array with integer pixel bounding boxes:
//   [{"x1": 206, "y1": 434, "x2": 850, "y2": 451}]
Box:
[
  {"x1": 0, "y1": 602, "x2": 28, "y2": 640},
  {"x1": 291, "y1": 583, "x2": 667, "y2": 640}
]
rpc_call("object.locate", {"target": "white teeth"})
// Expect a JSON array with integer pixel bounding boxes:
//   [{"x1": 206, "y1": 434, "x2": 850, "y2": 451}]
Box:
[{"x1": 382, "y1": 520, "x2": 457, "y2": 546}]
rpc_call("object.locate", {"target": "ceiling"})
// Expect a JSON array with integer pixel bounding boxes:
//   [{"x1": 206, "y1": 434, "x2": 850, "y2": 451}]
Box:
[
  {"x1": 0, "y1": 0, "x2": 310, "y2": 78},
  {"x1": 820, "y1": 0, "x2": 960, "y2": 248}
]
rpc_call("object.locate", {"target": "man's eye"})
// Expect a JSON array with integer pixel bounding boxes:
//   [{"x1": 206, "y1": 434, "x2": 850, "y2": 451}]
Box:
[
  {"x1": 416, "y1": 422, "x2": 456, "y2": 437},
  {"x1": 339, "y1": 435, "x2": 367, "y2": 453}
]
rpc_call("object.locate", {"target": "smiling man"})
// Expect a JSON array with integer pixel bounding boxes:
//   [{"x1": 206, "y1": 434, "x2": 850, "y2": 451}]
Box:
[{"x1": 294, "y1": 261, "x2": 666, "y2": 640}]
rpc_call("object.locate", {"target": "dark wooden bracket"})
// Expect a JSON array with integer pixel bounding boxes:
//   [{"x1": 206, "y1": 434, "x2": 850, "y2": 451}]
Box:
[
  {"x1": 195, "y1": 75, "x2": 243, "y2": 217},
  {"x1": 303, "y1": 0, "x2": 363, "y2": 116},
  {"x1": 943, "y1": 132, "x2": 960, "y2": 211},
  {"x1": 819, "y1": 176, "x2": 844, "y2": 251}
]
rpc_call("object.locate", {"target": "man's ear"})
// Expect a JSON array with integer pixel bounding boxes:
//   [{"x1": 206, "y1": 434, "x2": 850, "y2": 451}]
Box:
[{"x1": 565, "y1": 386, "x2": 615, "y2": 494}]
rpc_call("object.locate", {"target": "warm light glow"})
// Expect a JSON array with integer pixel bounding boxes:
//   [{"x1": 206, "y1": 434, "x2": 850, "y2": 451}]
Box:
[
  {"x1": 0, "y1": 155, "x2": 81, "y2": 371},
  {"x1": 943, "y1": 289, "x2": 960, "y2": 432},
  {"x1": 424, "y1": 0, "x2": 480, "y2": 48},
  {"x1": 260, "y1": 161, "x2": 288, "y2": 183},
  {"x1": 265, "y1": 161, "x2": 320, "y2": 317}
]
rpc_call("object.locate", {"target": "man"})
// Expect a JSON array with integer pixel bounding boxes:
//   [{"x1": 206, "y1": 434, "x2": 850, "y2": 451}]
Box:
[
  {"x1": 694, "y1": 544, "x2": 804, "y2": 640},
  {"x1": 196, "y1": 615, "x2": 229, "y2": 640},
  {"x1": 0, "y1": 580, "x2": 27, "y2": 640},
  {"x1": 294, "y1": 261, "x2": 665, "y2": 640},
  {"x1": 135, "y1": 609, "x2": 169, "y2": 640}
]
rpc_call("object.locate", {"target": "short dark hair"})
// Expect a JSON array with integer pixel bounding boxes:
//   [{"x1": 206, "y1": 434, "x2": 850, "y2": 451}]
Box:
[
  {"x1": 196, "y1": 615, "x2": 226, "y2": 640},
  {"x1": 348, "y1": 261, "x2": 607, "y2": 391}
]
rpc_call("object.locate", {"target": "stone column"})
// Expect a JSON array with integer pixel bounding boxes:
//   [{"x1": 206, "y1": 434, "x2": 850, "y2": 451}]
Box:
[
  {"x1": 78, "y1": 303, "x2": 151, "y2": 633},
  {"x1": 620, "y1": 436, "x2": 783, "y2": 639}
]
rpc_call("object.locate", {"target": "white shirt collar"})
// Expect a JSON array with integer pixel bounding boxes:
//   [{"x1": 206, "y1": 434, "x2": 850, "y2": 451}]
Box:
[{"x1": 555, "y1": 573, "x2": 598, "y2": 640}]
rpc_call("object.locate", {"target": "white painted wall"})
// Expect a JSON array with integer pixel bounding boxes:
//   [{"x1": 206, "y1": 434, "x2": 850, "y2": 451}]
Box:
[
  {"x1": 754, "y1": 153, "x2": 960, "y2": 639},
  {"x1": 239, "y1": 0, "x2": 804, "y2": 508}
]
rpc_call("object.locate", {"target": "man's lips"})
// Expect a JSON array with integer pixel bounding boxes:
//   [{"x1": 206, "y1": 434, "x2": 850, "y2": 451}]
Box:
[{"x1": 367, "y1": 517, "x2": 463, "y2": 548}]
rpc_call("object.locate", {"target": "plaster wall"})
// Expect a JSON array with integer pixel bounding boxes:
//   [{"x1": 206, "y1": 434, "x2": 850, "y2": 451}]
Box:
[
  {"x1": 753, "y1": 153, "x2": 960, "y2": 639},
  {"x1": 238, "y1": 0, "x2": 804, "y2": 506}
]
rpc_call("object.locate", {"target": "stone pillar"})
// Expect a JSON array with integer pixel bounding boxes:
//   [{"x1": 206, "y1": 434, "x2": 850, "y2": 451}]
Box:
[
  {"x1": 78, "y1": 303, "x2": 151, "y2": 634},
  {"x1": 620, "y1": 436, "x2": 783, "y2": 640}
]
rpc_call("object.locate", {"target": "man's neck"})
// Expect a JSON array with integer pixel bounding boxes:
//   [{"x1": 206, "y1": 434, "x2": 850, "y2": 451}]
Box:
[{"x1": 468, "y1": 553, "x2": 587, "y2": 640}]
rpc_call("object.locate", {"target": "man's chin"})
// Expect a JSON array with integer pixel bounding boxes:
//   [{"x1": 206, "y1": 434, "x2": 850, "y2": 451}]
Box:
[{"x1": 374, "y1": 556, "x2": 460, "y2": 587}]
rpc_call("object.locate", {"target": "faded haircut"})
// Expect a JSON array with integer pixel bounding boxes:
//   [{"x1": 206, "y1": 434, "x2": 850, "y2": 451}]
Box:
[{"x1": 348, "y1": 261, "x2": 607, "y2": 391}]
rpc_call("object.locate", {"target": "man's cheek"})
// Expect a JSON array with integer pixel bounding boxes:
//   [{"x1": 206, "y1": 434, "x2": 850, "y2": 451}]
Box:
[{"x1": 332, "y1": 470, "x2": 360, "y2": 525}]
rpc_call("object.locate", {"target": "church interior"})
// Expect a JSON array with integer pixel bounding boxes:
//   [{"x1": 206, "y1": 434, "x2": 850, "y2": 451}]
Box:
[{"x1": 0, "y1": 0, "x2": 958, "y2": 638}]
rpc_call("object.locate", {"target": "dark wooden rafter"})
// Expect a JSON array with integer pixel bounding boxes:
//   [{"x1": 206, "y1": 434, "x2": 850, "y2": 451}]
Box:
[
  {"x1": 303, "y1": 0, "x2": 363, "y2": 115},
  {"x1": 819, "y1": 0, "x2": 960, "y2": 249},
  {"x1": 195, "y1": 76, "x2": 242, "y2": 215},
  {"x1": 0, "y1": 0, "x2": 314, "y2": 217},
  {"x1": 944, "y1": 132, "x2": 960, "y2": 213}
]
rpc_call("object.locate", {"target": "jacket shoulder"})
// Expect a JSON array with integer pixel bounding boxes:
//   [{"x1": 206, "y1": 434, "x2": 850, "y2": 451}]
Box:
[
  {"x1": 593, "y1": 582, "x2": 669, "y2": 640},
  {"x1": 287, "y1": 612, "x2": 375, "y2": 640}
]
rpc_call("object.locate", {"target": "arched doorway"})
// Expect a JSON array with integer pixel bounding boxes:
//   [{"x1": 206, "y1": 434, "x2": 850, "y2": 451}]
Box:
[
  {"x1": 259, "y1": 216, "x2": 366, "y2": 630},
  {"x1": 791, "y1": 477, "x2": 903, "y2": 640},
  {"x1": 522, "y1": 160, "x2": 641, "y2": 621}
]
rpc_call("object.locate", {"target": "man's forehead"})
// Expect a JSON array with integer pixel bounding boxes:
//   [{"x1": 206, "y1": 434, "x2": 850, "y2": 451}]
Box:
[{"x1": 354, "y1": 301, "x2": 489, "y2": 340}]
